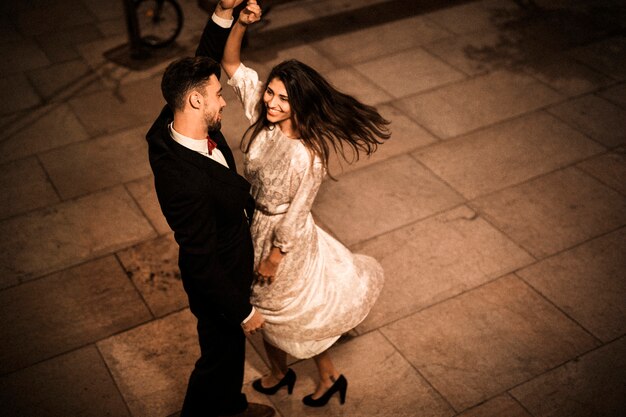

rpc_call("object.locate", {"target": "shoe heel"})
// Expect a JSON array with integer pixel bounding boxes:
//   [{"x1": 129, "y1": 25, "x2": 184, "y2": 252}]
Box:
[
  {"x1": 339, "y1": 378, "x2": 347, "y2": 405},
  {"x1": 287, "y1": 371, "x2": 296, "y2": 395}
]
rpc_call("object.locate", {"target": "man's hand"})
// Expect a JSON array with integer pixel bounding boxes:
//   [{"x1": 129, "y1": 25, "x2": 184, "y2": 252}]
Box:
[
  {"x1": 214, "y1": 0, "x2": 245, "y2": 20},
  {"x1": 242, "y1": 309, "x2": 265, "y2": 336},
  {"x1": 218, "y1": 0, "x2": 245, "y2": 10}
]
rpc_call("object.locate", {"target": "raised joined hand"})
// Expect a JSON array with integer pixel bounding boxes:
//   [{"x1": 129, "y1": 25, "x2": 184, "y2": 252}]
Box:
[
  {"x1": 239, "y1": 0, "x2": 262, "y2": 26},
  {"x1": 218, "y1": 0, "x2": 245, "y2": 10}
]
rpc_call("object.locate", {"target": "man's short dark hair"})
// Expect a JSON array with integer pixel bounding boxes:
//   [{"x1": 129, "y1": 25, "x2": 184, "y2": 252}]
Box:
[{"x1": 161, "y1": 56, "x2": 221, "y2": 111}]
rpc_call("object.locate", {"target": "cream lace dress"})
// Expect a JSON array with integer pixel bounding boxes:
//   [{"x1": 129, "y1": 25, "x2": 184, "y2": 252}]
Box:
[{"x1": 228, "y1": 63, "x2": 384, "y2": 359}]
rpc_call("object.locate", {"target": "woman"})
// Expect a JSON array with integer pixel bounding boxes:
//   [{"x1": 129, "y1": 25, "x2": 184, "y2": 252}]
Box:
[{"x1": 222, "y1": 1, "x2": 389, "y2": 407}]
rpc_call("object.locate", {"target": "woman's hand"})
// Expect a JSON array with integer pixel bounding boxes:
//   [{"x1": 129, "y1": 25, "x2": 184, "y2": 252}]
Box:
[
  {"x1": 241, "y1": 309, "x2": 265, "y2": 336},
  {"x1": 239, "y1": 0, "x2": 262, "y2": 26},
  {"x1": 255, "y1": 247, "x2": 284, "y2": 285}
]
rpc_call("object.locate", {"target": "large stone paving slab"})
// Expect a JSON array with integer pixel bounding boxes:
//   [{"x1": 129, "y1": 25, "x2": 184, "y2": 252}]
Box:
[
  {"x1": 313, "y1": 155, "x2": 463, "y2": 246},
  {"x1": 0, "y1": 256, "x2": 151, "y2": 374},
  {"x1": 577, "y1": 147, "x2": 626, "y2": 195},
  {"x1": 569, "y1": 36, "x2": 626, "y2": 81},
  {"x1": 98, "y1": 309, "x2": 268, "y2": 417},
  {"x1": 510, "y1": 337, "x2": 626, "y2": 417},
  {"x1": 353, "y1": 206, "x2": 533, "y2": 332},
  {"x1": 354, "y1": 47, "x2": 466, "y2": 99},
  {"x1": 458, "y1": 395, "x2": 532, "y2": 417},
  {"x1": 75, "y1": 34, "x2": 186, "y2": 91},
  {"x1": 324, "y1": 67, "x2": 392, "y2": 106},
  {"x1": 517, "y1": 228, "x2": 626, "y2": 342},
  {"x1": 423, "y1": 0, "x2": 521, "y2": 36},
  {"x1": 311, "y1": 14, "x2": 450, "y2": 66},
  {"x1": 327, "y1": 104, "x2": 437, "y2": 177},
  {"x1": 0, "y1": 15, "x2": 21, "y2": 44},
  {"x1": 547, "y1": 94, "x2": 626, "y2": 147},
  {"x1": 0, "y1": 186, "x2": 156, "y2": 287},
  {"x1": 423, "y1": 30, "x2": 509, "y2": 76},
  {"x1": 398, "y1": 71, "x2": 563, "y2": 139},
  {"x1": 69, "y1": 75, "x2": 165, "y2": 137},
  {"x1": 117, "y1": 234, "x2": 188, "y2": 318},
  {"x1": 0, "y1": 346, "x2": 131, "y2": 417},
  {"x1": 599, "y1": 82, "x2": 626, "y2": 108},
  {"x1": 249, "y1": 0, "x2": 315, "y2": 34},
  {"x1": 81, "y1": 0, "x2": 125, "y2": 21},
  {"x1": 0, "y1": 40, "x2": 50, "y2": 77},
  {"x1": 471, "y1": 167, "x2": 626, "y2": 258},
  {"x1": 354, "y1": 205, "x2": 534, "y2": 332},
  {"x1": 413, "y1": 111, "x2": 603, "y2": 199},
  {"x1": 270, "y1": 331, "x2": 454, "y2": 417},
  {"x1": 26, "y1": 59, "x2": 106, "y2": 102},
  {"x1": 244, "y1": 43, "x2": 337, "y2": 82},
  {"x1": 0, "y1": 156, "x2": 59, "y2": 220},
  {"x1": 40, "y1": 125, "x2": 152, "y2": 199},
  {"x1": 126, "y1": 175, "x2": 172, "y2": 235},
  {"x1": 11, "y1": 0, "x2": 95, "y2": 37},
  {"x1": 35, "y1": 23, "x2": 103, "y2": 64},
  {"x1": 0, "y1": 73, "x2": 41, "y2": 115},
  {"x1": 302, "y1": 0, "x2": 392, "y2": 17},
  {"x1": 381, "y1": 275, "x2": 599, "y2": 411},
  {"x1": 523, "y1": 54, "x2": 614, "y2": 97},
  {"x1": 0, "y1": 103, "x2": 89, "y2": 164}
]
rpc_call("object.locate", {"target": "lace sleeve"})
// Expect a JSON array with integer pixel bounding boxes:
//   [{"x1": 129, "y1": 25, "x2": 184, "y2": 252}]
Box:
[
  {"x1": 227, "y1": 63, "x2": 264, "y2": 124},
  {"x1": 272, "y1": 155, "x2": 325, "y2": 253}
]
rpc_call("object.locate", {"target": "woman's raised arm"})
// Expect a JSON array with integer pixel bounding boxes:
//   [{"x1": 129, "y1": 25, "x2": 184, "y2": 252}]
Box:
[{"x1": 222, "y1": 0, "x2": 262, "y2": 78}]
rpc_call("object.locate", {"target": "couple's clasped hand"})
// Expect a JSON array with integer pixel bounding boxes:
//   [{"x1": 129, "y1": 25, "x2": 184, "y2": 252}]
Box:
[
  {"x1": 244, "y1": 247, "x2": 284, "y2": 336},
  {"x1": 242, "y1": 308, "x2": 265, "y2": 336},
  {"x1": 218, "y1": 0, "x2": 262, "y2": 24}
]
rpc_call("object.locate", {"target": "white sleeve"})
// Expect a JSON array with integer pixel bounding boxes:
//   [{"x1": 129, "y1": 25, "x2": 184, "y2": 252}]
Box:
[
  {"x1": 211, "y1": 13, "x2": 234, "y2": 28},
  {"x1": 227, "y1": 63, "x2": 265, "y2": 124}
]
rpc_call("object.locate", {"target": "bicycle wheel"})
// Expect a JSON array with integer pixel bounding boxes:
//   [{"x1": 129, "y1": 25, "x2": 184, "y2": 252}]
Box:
[{"x1": 135, "y1": 0, "x2": 184, "y2": 48}]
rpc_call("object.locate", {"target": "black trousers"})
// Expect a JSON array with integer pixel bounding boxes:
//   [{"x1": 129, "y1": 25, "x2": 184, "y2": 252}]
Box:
[{"x1": 181, "y1": 312, "x2": 248, "y2": 417}]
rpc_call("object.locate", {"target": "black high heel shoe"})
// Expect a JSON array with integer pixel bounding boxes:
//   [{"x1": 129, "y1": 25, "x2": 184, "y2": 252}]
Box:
[
  {"x1": 252, "y1": 368, "x2": 296, "y2": 395},
  {"x1": 302, "y1": 374, "x2": 347, "y2": 407}
]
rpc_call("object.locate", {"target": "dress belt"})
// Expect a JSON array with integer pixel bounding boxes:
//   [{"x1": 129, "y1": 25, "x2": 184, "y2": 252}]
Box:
[{"x1": 255, "y1": 202, "x2": 290, "y2": 216}]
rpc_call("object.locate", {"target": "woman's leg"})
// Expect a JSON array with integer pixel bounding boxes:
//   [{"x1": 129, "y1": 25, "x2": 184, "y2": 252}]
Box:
[
  {"x1": 261, "y1": 339, "x2": 288, "y2": 386},
  {"x1": 311, "y1": 350, "x2": 341, "y2": 398}
]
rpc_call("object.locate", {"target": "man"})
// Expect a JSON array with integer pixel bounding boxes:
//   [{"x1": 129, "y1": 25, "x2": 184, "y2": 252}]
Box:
[{"x1": 146, "y1": 1, "x2": 272, "y2": 416}]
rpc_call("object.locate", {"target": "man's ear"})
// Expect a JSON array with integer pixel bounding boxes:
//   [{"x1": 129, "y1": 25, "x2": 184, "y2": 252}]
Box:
[{"x1": 188, "y1": 91, "x2": 202, "y2": 110}]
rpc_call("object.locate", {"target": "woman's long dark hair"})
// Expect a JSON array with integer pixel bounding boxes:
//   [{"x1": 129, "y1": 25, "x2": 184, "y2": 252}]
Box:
[{"x1": 242, "y1": 60, "x2": 390, "y2": 176}]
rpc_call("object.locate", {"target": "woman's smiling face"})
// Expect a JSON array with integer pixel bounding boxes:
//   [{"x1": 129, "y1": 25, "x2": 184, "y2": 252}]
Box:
[{"x1": 263, "y1": 78, "x2": 292, "y2": 124}]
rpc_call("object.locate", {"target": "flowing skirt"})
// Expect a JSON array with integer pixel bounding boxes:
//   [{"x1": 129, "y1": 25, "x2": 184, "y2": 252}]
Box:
[{"x1": 250, "y1": 211, "x2": 384, "y2": 359}]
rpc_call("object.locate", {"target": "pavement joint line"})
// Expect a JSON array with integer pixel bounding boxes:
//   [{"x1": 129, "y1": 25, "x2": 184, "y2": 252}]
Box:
[
  {"x1": 573, "y1": 163, "x2": 626, "y2": 198},
  {"x1": 34, "y1": 152, "x2": 63, "y2": 202},
  {"x1": 121, "y1": 180, "x2": 162, "y2": 236},
  {"x1": 113, "y1": 251, "x2": 157, "y2": 320},
  {"x1": 377, "y1": 327, "x2": 460, "y2": 414},
  {"x1": 514, "y1": 271, "x2": 604, "y2": 346},
  {"x1": 94, "y1": 341, "x2": 135, "y2": 417}
]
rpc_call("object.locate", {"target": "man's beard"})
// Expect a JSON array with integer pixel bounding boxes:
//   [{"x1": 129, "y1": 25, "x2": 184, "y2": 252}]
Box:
[
  {"x1": 205, "y1": 109, "x2": 221, "y2": 132},
  {"x1": 207, "y1": 120, "x2": 221, "y2": 131}
]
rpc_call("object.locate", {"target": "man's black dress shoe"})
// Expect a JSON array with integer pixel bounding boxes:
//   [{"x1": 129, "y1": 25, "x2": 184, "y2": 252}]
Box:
[{"x1": 221, "y1": 402, "x2": 275, "y2": 417}]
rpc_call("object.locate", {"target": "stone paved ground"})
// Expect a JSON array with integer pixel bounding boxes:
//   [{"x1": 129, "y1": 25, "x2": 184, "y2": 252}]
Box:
[{"x1": 1, "y1": 0, "x2": 625, "y2": 416}]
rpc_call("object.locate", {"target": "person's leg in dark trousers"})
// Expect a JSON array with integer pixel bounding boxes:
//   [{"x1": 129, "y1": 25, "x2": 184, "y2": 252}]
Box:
[{"x1": 181, "y1": 312, "x2": 248, "y2": 417}]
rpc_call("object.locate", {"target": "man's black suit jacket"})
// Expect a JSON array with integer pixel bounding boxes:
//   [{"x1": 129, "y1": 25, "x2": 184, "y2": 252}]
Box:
[{"x1": 146, "y1": 19, "x2": 255, "y2": 325}]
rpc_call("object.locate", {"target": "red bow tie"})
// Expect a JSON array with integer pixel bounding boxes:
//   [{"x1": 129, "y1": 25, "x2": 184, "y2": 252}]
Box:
[{"x1": 206, "y1": 136, "x2": 217, "y2": 156}]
